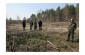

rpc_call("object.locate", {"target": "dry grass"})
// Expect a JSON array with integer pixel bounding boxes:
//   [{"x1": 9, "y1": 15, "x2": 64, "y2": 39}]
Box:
[{"x1": 6, "y1": 22, "x2": 79, "y2": 52}]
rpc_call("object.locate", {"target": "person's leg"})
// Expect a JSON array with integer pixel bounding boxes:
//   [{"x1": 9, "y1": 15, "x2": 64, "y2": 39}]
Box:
[
  {"x1": 30, "y1": 26, "x2": 31, "y2": 30},
  {"x1": 39, "y1": 26, "x2": 40, "y2": 30},
  {"x1": 35, "y1": 26, "x2": 37, "y2": 30},
  {"x1": 23, "y1": 27, "x2": 25, "y2": 31},
  {"x1": 24, "y1": 27, "x2": 25, "y2": 31},
  {"x1": 30, "y1": 25, "x2": 32, "y2": 30},
  {"x1": 41, "y1": 26, "x2": 42, "y2": 30},
  {"x1": 34, "y1": 25, "x2": 35, "y2": 30},
  {"x1": 36, "y1": 25, "x2": 37, "y2": 29},
  {"x1": 40, "y1": 26, "x2": 42, "y2": 30},
  {"x1": 31, "y1": 26, "x2": 32, "y2": 30},
  {"x1": 72, "y1": 31, "x2": 74, "y2": 42},
  {"x1": 67, "y1": 32, "x2": 71, "y2": 41}
]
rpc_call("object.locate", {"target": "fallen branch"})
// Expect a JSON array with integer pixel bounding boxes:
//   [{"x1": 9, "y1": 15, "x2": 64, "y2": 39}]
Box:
[{"x1": 47, "y1": 40, "x2": 60, "y2": 50}]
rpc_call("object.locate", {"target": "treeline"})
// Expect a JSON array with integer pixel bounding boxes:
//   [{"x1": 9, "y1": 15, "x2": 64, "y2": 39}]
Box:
[
  {"x1": 6, "y1": 3, "x2": 79, "y2": 25},
  {"x1": 6, "y1": 17, "x2": 22, "y2": 25},
  {"x1": 30, "y1": 4, "x2": 79, "y2": 22}
]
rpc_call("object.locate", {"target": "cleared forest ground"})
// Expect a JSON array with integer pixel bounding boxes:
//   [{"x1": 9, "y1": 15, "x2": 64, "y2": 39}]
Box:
[{"x1": 6, "y1": 22, "x2": 79, "y2": 52}]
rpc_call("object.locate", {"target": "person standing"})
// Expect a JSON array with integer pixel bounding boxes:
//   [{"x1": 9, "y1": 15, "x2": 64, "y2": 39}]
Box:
[
  {"x1": 22, "y1": 17, "x2": 26, "y2": 31},
  {"x1": 38, "y1": 20, "x2": 42, "y2": 30},
  {"x1": 67, "y1": 19, "x2": 77, "y2": 42},
  {"x1": 29, "y1": 20, "x2": 33, "y2": 31},
  {"x1": 34, "y1": 20, "x2": 37, "y2": 30}
]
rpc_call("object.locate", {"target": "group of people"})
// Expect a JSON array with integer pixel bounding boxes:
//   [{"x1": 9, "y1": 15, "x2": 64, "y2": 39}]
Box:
[
  {"x1": 22, "y1": 18, "x2": 77, "y2": 43},
  {"x1": 22, "y1": 19, "x2": 42, "y2": 31},
  {"x1": 29, "y1": 20, "x2": 42, "y2": 31}
]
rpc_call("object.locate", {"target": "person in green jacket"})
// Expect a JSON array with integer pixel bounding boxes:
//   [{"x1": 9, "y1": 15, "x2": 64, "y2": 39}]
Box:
[{"x1": 67, "y1": 19, "x2": 77, "y2": 42}]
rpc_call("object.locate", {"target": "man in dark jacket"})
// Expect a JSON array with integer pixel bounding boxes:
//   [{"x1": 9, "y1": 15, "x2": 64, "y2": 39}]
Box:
[
  {"x1": 38, "y1": 20, "x2": 42, "y2": 30},
  {"x1": 22, "y1": 17, "x2": 26, "y2": 31},
  {"x1": 67, "y1": 19, "x2": 77, "y2": 42}
]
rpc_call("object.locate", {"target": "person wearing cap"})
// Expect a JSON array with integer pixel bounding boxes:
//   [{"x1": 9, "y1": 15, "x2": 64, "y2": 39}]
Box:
[{"x1": 67, "y1": 19, "x2": 77, "y2": 42}]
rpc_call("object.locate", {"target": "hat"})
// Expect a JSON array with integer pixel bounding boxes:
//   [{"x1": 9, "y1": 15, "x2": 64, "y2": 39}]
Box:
[{"x1": 71, "y1": 19, "x2": 73, "y2": 21}]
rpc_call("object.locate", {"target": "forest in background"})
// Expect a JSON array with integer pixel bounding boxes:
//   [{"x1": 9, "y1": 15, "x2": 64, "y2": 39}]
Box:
[{"x1": 6, "y1": 4, "x2": 79, "y2": 25}]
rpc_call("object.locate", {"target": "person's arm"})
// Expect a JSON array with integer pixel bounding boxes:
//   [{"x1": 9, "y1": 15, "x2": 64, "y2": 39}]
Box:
[{"x1": 68, "y1": 23, "x2": 71, "y2": 30}]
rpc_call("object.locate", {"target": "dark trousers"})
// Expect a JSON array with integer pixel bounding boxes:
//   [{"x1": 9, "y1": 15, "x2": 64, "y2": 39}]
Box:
[
  {"x1": 30, "y1": 25, "x2": 32, "y2": 30},
  {"x1": 34, "y1": 25, "x2": 37, "y2": 30},
  {"x1": 39, "y1": 26, "x2": 42, "y2": 30},
  {"x1": 67, "y1": 31, "x2": 74, "y2": 41},
  {"x1": 23, "y1": 27, "x2": 25, "y2": 31}
]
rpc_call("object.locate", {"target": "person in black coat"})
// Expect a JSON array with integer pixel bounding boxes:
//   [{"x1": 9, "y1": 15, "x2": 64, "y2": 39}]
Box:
[
  {"x1": 22, "y1": 17, "x2": 26, "y2": 31},
  {"x1": 38, "y1": 20, "x2": 42, "y2": 30}
]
